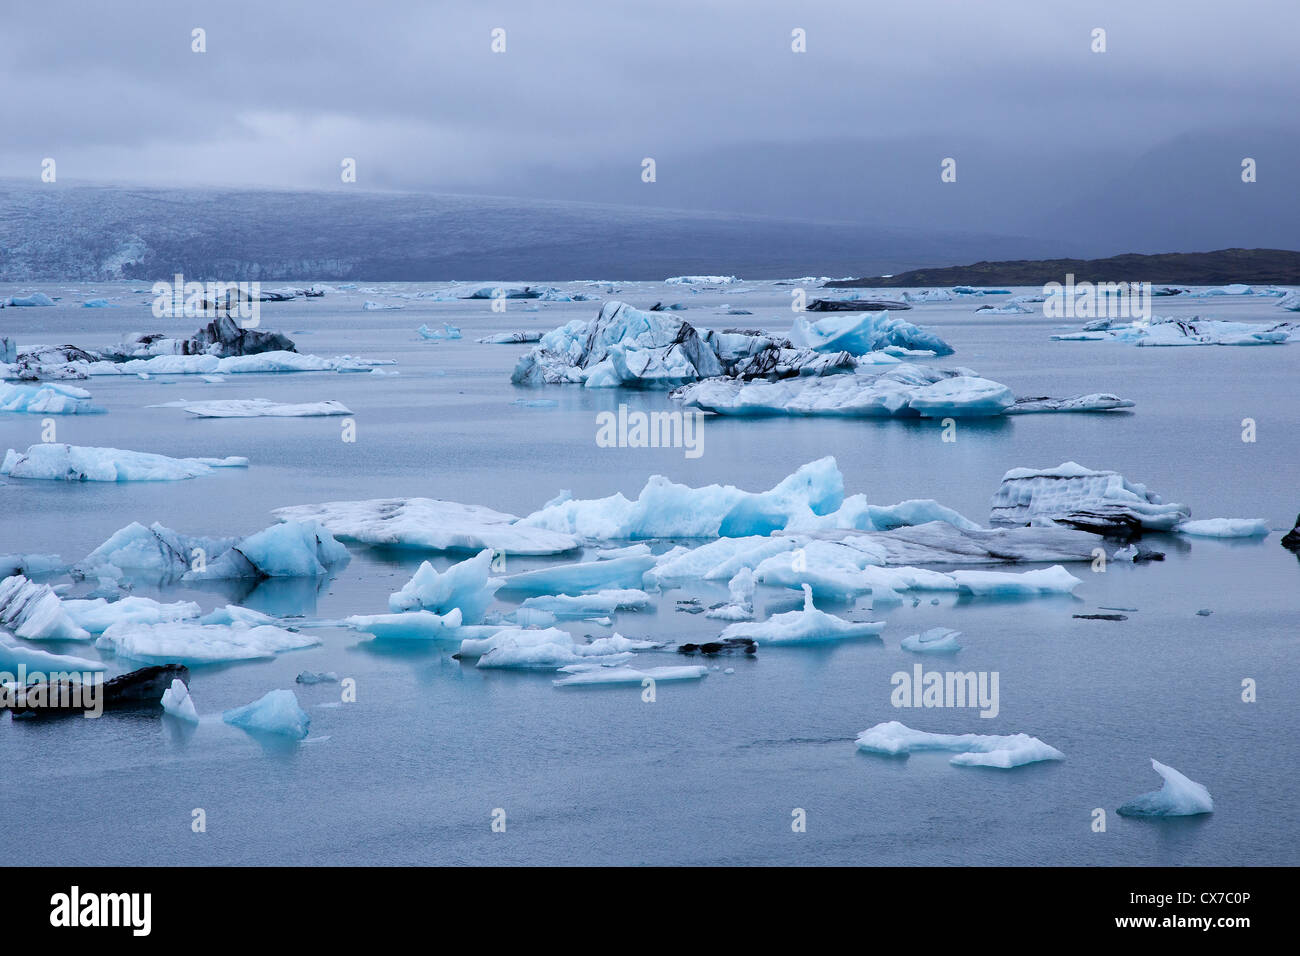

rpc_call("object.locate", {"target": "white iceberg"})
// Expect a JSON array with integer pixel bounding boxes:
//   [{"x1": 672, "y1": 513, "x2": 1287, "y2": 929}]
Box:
[
  {"x1": 1117, "y1": 759, "x2": 1214, "y2": 816},
  {"x1": 951, "y1": 566, "x2": 1080, "y2": 597},
  {"x1": 0, "y1": 637, "x2": 103, "y2": 673},
  {"x1": 2, "y1": 444, "x2": 247, "y2": 481},
  {"x1": 6, "y1": 292, "x2": 55, "y2": 307},
  {"x1": 499, "y1": 554, "x2": 656, "y2": 595},
  {"x1": 183, "y1": 520, "x2": 350, "y2": 580},
  {"x1": 789, "y1": 310, "x2": 955, "y2": 356},
  {"x1": 272, "y1": 497, "x2": 580, "y2": 556},
  {"x1": 553, "y1": 664, "x2": 709, "y2": 686},
  {"x1": 157, "y1": 398, "x2": 352, "y2": 418},
  {"x1": 705, "y1": 568, "x2": 756, "y2": 621},
  {"x1": 719, "y1": 585, "x2": 884, "y2": 645},
  {"x1": 990, "y1": 462, "x2": 1189, "y2": 534},
  {"x1": 0, "y1": 575, "x2": 90, "y2": 641},
  {"x1": 470, "y1": 627, "x2": 652, "y2": 669},
  {"x1": 388, "y1": 549, "x2": 500, "y2": 623},
  {"x1": 345, "y1": 608, "x2": 464, "y2": 641},
  {"x1": 517, "y1": 589, "x2": 651, "y2": 618},
  {"x1": 63, "y1": 596, "x2": 201, "y2": 634},
  {"x1": 855, "y1": 720, "x2": 1064, "y2": 767},
  {"x1": 1175, "y1": 518, "x2": 1269, "y2": 538},
  {"x1": 95, "y1": 620, "x2": 319, "y2": 665},
  {"x1": 0, "y1": 382, "x2": 98, "y2": 414},
  {"x1": 900, "y1": 627, "x2": 962, "y2": 654},
  {"x1": 222, "y1": 689, "x2": 310, "y2": 739},
  {"x1": 160, "y1": 678, "x2": 199, "y2": 722}
]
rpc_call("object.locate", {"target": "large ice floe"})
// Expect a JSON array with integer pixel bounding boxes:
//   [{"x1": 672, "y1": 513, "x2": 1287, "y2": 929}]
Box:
[
  {"x1": 855, "y1": 721, "x2": 1064, "y2": 768},
  {"x1": 990, "y1": 462, "x2": 1189, "y2": 536},
  {"x1": 96, "y1": 620, "x2": 318, "y2": 665},
  {"x1": 0, "y1": 381, "x2": 100, "y2": 414},
  {"x1": 223, "y1": 689, "x2": 310, "y2": 739},
  {"x1": 153, "y1": 399, "x2": 352, "y2": 418},
  {"x1": 2, "y1": 444, "x2": 247, "y2": 481},
  {"x1": 1117, "y1": 759, "x2": 1214, "y2": 817},
  {"x1": 673, "y1": 366, "x2": 1131, "y2": 420},
  {"x1": 272, "y1": 498, "x2": 581, "y2": 556},
  {"x1": 509, "y1": 300, "x2": 949, "y2": 388},
  {"x1": 1051, "y1": 315, "x2": 1299, "y2": 347},
  {"x1": 2, "y1": 318, "x2": 384, "y2": 381},
  {"x1": 76, "y1": 520, "x2": 348, "y2": 583},
  {"x1": 719, "y1": 585, "x2": 883, "y2": 644}
]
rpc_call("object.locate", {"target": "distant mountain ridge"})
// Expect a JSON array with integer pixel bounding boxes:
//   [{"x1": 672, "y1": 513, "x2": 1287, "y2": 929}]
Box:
[
  {"x1": 0, "y1": 182, "x2": 1073, "y2": 282},
  {"x1": 826, "y1": 249, "x2": 1300, "y2": 288}
]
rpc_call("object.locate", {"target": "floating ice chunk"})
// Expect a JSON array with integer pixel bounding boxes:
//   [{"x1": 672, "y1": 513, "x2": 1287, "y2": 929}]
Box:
[
  {"x1": 1006, "y1": 393, "x2": 1135, "y2": 414},
  {"x1": 1, "y1": 444, "x2": 247, "y2": 481},
  {"x1": 900, "y1": 627, "x2": 962, "y2": 654},
  {"x1": 705, "y1": 568, "x2": 756, "y2": 621},
  {"x1": 499, "y1": 554, "x2": 656, "y2": 595},
  {"x1": 855, "y1": 721, "x2": 1064, "y2": 767},
  {"x1": 0, "y1": 554, "x2": 65, "y2": 577},
  {"x1": 720, "y1": 585, "x2": 884, "y2": 644},
  {"x1": 362, "y1": 300, "x2": 403, "y2": 311},
  {"x1": 478, "y1": 330, "x2": 544, "y2": 344},
  {"x1": 63, "y1": 596, "x2": 201, "y2": 634},
  {"x1": 951, "y1": 565, "x2": 1080, "y2": 597},
  {"x1": 1054, "y1": 314, "x2": 1296, "y2": 346},
  {"x1": 159, "y1": 398, "x2": 352, "y2": 418},
  {"x1": 296, "y1": 671, "x2": 339, "y2": 684},
  {"x1": 272, "y1": 498, "x2": 580, "y2": 555},
  {"x1": 388, "y1": 549, "x2": 500, "y2": 623},
  {"x1": 160, "y1": 678, "x2": 198, "y2": 722},
  {"x1": 665, "y1": 276, "x2": 739, "y2": 285},
  {"x1": 6, "y1": 293, "x2": 55, "y2": 306},
  {"x1": 0, "y1": 382, "x2": 98, "y2": 414},
  {"x1": 0, "y1": 637, "x2": 104, "y2": 672},
  {"x1": 471, "y1": 627, "x2": 650, "y2": 669},
  {"x1": 518, "y1": 457, "x2": 844, "y2": 540},
  {"x1": 96, "y1": 621, "x2": 318, "y2": 665},
  {"x1": 1279, "y1": 292, "x2": 1300, "y2": 311},
  {"x1": 591, "y1": 543, "x2": 653, "y2": 560},
  {"x1": 990, "y1": 462, "x2": 1189, "y2": 534},
  {"x1": 647, "y1": 535, "x2": 796, "y2": 588},
  {"x1": 1117, "y1": 759, "x2": 1214, "y2": 817},
  {"x1": 199, "y1": 605, "x2": 276, "y2": 626},
  {"x1": 345, "y1": 608, "x2": 464, "y2": 640},
  {"x1": 553, "y1": 664, "x2": 709, "y2": 686},
  {"x1": 907, "y1": 376, "x2": 1015, "y2": 418},
  {"x1": 222, "y1": 689, "x2": 310, "y2": 739},
  {"x1": 1175, "y1": 518, "x2": 1270, "y2": 538},
  {"x1": 789, "y1": 311, "x2": 954, "y2": 356},
  {"x1": 183, "y1": 520, "x2": 350, "y2": 581},
  {"x1": 78, "y1": 522, "x2": 238, "y2": 580},
  {"x1": 0, "y1": 575, "x2": 89, "y2": 641},
  {"x1": 517, "y1": 589, "x2": 651, "y2": 618}
]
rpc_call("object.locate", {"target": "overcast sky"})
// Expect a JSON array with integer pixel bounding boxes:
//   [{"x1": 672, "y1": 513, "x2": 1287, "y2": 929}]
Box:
[{"x1": 3, "y1": 0, "x2": 1297, "y2": 236}]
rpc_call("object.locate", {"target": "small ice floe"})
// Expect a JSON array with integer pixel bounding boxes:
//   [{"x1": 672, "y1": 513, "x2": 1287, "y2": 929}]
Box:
[
  {"x1": 705, "y1": 568, "x2": 756, "y2": 621},
  {"x1": 1175, "y1": 518, "x2": 1270, "y2": 538},
  {"x1": 989, "y1": 462, "x2": 1189, "y2": 535},
  {"x1": 222, "y1": 689, "x2": 310, "y2": 739},
  {"x1": 296, "y1": 671, "x2": 339, "y2": 684},
  {"x1": 1052, "y1": 315, "x2": 1297, "y2": 346},
  {"x1": 0, "y1": 636, "x2": 104, "y2": 673},
  {"x1": 719, "y1": 585, "x2": 883, "y2": 645},
  {"x1": 416, "y1": 323, "x2": 461, "y2": 340},
  {"x1": 95, "y1": 621, "x2": 319, "y2": 665},
  {"x1": 1005, "y1": 393, "x2": 1134, "y2": 414},
  {"x1": 512, "y1": 399, "x2": 557, "y2": 408},
  {"x1": 1, "y1": 444, "x2": 247, "y2": 481},
  {"x1": 271, "y1": 497, "x2": 581, "y2": 556},
  {"x1": 362, "y1": 300, "x2": 403, "y2": 311},
  {"x1": 591, "y1": 543, "x2": 653, "y2": 560},
  {"x1": 465, "y1": 628, "x2": 653, "y2": 670},
  {"x1": 0, "y1": 382, "x2": 100, "y2": 415},
  {"x1": 6, "y1": 293, "x2": 55, "y2": 307},
  {"x1": 477, "y1": 331, "x2": 544, "y2": 344},
  {"x1": 388, "y1": 550, "x2": 501, "y2": 623},
  {"x1": 0, "y1": 575, "x2": 90, "y2": 641},
  {"x1": 0, "y1": 553, "x2": 65, "y2": 577},
  {"x1": 950, "y1": 566, "x2": 1081, "y2": 597},
  {"x1": 855, "y1": 720, "x2": 1064, "y2": 768},
  {"x1": 63, "y1": 595, "x2": 201, "y2": 635},
  {"x1": 517, "y1": 589, "x2": 651, "y2": 619},
  {"x1": 499, "y1": 554, "x2": 656, "y2": 595},
  {"x1": 160, "y1": 678, "x2": 199, "y2": 722},
  {"x1": 788, "y1": 310, "x2": 954, "y2": 356},
  {"x1": 1279, "y1": 292, "x2": 1300, "y2": 311},
  {"x1": 345, "y1": 608, "x2": 464, "y2": 641},
  {"x1": 665, "y1": 275, "x2": 739, "y2": 285},
  {"x1": 1117, "y1": 759, "x2": 1214, "y2": 817},
  {"x1": 553, "y1": 664, "x2": 708, "y2": 687},
  {"x1": 156, "y1": 399, "x2": 352, "y2": 418},
  {"x1": 900, "y1": 627, "x2": 962, "y2": 654}
]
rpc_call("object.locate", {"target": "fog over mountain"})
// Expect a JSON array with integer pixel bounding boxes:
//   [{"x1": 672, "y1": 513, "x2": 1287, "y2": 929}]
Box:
[{"x1": 2, "y1": 0, "x2": 1295, "y2": 278}]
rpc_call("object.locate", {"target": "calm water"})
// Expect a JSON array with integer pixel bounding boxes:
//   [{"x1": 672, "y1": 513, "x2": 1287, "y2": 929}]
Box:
[{"x1": 2, "y1": 281, "x2": 1297, "y2": 865}]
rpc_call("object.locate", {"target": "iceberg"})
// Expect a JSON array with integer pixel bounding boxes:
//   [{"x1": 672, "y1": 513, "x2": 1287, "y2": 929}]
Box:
[
  {"x1": 499, "y1": 554, "x2": 656, "y2": 595},
  {"x1": 0, "y1": 575, "x2": 90, "y2": 641},
  {"x1": 789, "y1": 310, "x2": 954, "y2": 356},
  {"x1": 477, "y1": 331, "x2": 543, "y2": 344},
  {"x1": 990, "y1": 462, "x2": 1189, "y2": 535},
  {"x1": 553, "y1": 664, "x2": 708, "y2": 686},
  {"x1": 157, "y1": 399, "x2": 352, "y2": 418},
  {"x1": 6, "y1": 293, "x2": 55, "y2": 307},
  {"x1": 705, "y1": 568, "x2": 755, "y2": 621},
  {"x1": 2, "y1": 444, "x2": 247, "y2": 481},
  {"x1": 1175, "y1": 518, "x2": 1269, "y2": 538},
  {"x1": 900, "y1": 627, "x2": 962, "y2": 654},
  {"x1": 0, "y1": 637, "x2": 104, "y2": 673},
  {"x1": 950, "y1": 565, "x2": 1080, "y2": 597},
  {"x1": 517, "y1": 589, "x2": 651, "y2": 618},
  {"x1": 719, "y1": 585, "x2": 884, "y2": 645},
  {"x1": 63, "y1": 596, "x2": 201, "y2": 634},
  {"x1": 78, "y1": 522, "x2": 239, "y2": 580},
  {"x1": 345, "y1": 608, "x2": 464, "y2": 641},
  {"x1": 517, "y1": 457, "x2": 845, "y2": 540},
  {"x1": 855, "y1": 721, "x2": 1064, "y2": 767},
  {"x1": 160, "y1": 678, "x2": 199, "y2": 722},
  {"x1": 1117, "y1": 759, "x2": 1214, "y2": 817},
  {"x1": 1052, "y1": 315, "x2": 1297, "y2": 347},
  {"x1": 0, "y1": 382, "x2": 99, "y2": 414},
  {"x1": 470, "y1": 628, "x2": 652, "y2": 669},
  {"x1": 222, "y1": 689, "x2": 310, "y2": 739},
  {"x1": 388, "y1": 550, "x2": 500, "y2": 623},
  {"x1": 95, "y1": 620, "x2": 319, "y2": 665},
  {"x1": 906, "y1": 377, "x2": 1015, "y2": 418},
  {"x1": 272, "y1": 497, "x2": 580, "y2": 556},
  {"x1": 182, "y1": 520, "x2": 349, "y2": 580}
]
